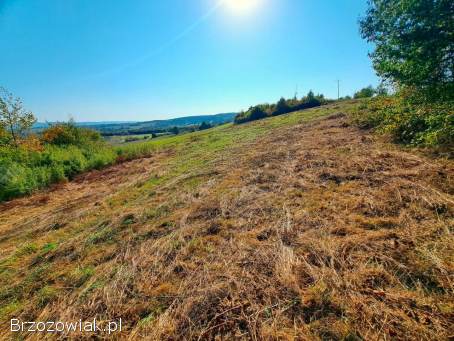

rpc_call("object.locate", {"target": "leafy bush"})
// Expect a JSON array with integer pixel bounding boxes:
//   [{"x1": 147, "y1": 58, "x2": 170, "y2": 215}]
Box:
[
  {"x1": 42, "y1": 122, "x2": 101, "y2": 146},
  {"x1": 354, "y1": 86, "x2": 376, "y2": 99},
  {"x1": 351, "y1": 93, "x2": 454, "y2": 149},
  {"x1": 0, "y1": 123, "x2": 119, "y2": 202}
]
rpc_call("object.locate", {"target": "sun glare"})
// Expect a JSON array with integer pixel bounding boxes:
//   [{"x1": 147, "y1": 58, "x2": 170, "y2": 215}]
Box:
[{"x1": 223, "y1": 0, "x2": 262, "y2": 14}]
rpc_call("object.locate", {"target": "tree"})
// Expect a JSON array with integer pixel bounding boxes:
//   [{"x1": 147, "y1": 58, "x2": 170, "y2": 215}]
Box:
[
  {"x1": 360, "y1": 0, "x2": 454, "y2": 100},
  {"x1": 306, "y1": 90, "x2": 315, "y2": 101},
  {"x1": 354, "y1": 86, "x2": 376, "y2": 99},
  {"x1": 170, "y1": 126, "x2": 179, "y2": 135},
  {"x1": 273, "y1": 97, "x2": 290, "y2": 116},
  {"x1": 0, "y1": 88, "x2": 36, "y2": 147},
  {"x1": 248, "y1": 106, "x2": 267, "y2": 121},
  {"x1": 199, "y1": 122, "x2": 212, "y2": 131}
]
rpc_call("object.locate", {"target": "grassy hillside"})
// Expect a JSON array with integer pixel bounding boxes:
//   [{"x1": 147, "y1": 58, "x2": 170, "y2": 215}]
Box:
[{"x1": 0, "y1": 101, "x2": 452, "y2": 340}]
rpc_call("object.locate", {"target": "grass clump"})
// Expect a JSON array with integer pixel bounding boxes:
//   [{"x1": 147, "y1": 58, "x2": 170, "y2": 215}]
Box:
[
  {"x1": 69, "y1": 266, "x2": 95, "y2": 287},
  {"x1": 37, "y1": 286, "x2": 58, "y2": 308}
]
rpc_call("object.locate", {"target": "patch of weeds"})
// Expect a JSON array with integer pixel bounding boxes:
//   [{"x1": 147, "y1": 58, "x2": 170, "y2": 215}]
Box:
[
  {"x1": 15, "y1": 243, "x2": 38, "y2": 257},
  {"x1": 187, "y1": 237, "x2": 215, "y2": 254},
  {"x1": 159, "y1": 221, "x2": 175, "y2": 228},
  {"x1": 30, "y1": 242, "x2": 58, "y2": 265},
  {"x1": 80, "y1": 280, "x2": 105, "y2": 299},
  {"x1": 41, "y1": 242, "x2": 58, "y2": 254},
  {"x1": 138, "y1": 305, "x2": 167, "y2": 327},
  {"x1": 121, "y1": 214, "x2": 136, "y2": 226},
  {"x1": 37, "y1": 286, "x2": 58, "y2": 308},
  {"x1": 0, "y1": 300, "x2": 23, "y2": 319},
  {"x1": 0, "y1": 267, "x2": 14, "y2": 283},
  {"x1": 168, "y1": 236, "x2": 184, "y2": 252},
  {"x1": 145, "y1": 205, "x2": 170, "y2": 220},
  {"x1": 22, "y1": 264, "x2": 51, "y2": 295},
  {"x1": 303, "y1": 281, "x2": 344, "y2": 324},
  {"x1": 85, "y1": 225, "x2": 117, "y2": 245},
  {"x1": 70, "y1": 266, "x2": 95, "y2": 287},
  {"x1": 0, "y1": 256, "x2": 18, "y2": 276},
  {"x1": 0, "y1": 286, "x2": 19, "y2": 303},
  {"x1": 356, "y1": 216, "x2": 399, "y2": 230},
  {"x1": 147, "y1": 175, "x2": 162, "y2": 186},
  {"x1": 437, "y1": 302, "x2": 454, "y2": 314}
]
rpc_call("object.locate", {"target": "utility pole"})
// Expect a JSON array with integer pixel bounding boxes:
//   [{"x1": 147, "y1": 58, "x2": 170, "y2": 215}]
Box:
[
  {"x1": 336, "y1": 80, "x2": 340, "y2": 100},
  {"x1": 294, "y1": 84, "x2": 299, "y2": 100}
]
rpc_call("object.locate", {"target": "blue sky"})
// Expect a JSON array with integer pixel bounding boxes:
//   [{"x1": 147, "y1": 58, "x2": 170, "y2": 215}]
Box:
[{"x1": 0, "y1": 0, "x2": 378, "y2": 122}]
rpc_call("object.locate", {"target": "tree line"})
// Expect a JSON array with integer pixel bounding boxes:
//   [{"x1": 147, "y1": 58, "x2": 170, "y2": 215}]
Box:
[{"x1": 234, "y1": 91, "x2": 327, "y2": 124}]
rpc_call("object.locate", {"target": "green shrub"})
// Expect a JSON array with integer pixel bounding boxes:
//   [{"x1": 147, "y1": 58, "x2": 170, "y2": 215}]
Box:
[
  {"x1": 42, "y1": 122, "x2": 101, "y2": 146},
  {"x1": 351, "y1": 94, "x2": 453, "y2": 149},
  {"x1": 0, "y1": 131, "x2": 119, "y2": 201},
  {"x1": 354, "y1": 86, "x2": 376, "y2": 99}
]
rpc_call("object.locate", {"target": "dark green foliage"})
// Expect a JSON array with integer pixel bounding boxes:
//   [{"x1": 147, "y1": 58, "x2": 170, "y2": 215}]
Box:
[
  {"x1": 357, "y1": 0, "x2": 454, "y2": 149},
  {"x1": 234, "y1": 91, "x2": 326, "y2": 124},
  {"x1": 360, "y1": 0, "x2": 454, "y2": 101},
  {"x1": 354, "y1": 86, "x2": 376, "y2": 99},
  {"x1": 273, "y1": 98, "x2": 291, "y2": 116},
  {"x1": 198, "y1": 122, "x2": 212, "y2": 131},
  {"x1": 234, "y1": 105, "x2": 268, "y2": 124},
  {"x1": 170, "y1": 126, "x2": 179, "y2": 135},
  {"x1": 249, "y1": 106, "x2": 268, "y2": 121},
  {"x1": 351, "y1": 93, "x2": 453, "y2": 149}
]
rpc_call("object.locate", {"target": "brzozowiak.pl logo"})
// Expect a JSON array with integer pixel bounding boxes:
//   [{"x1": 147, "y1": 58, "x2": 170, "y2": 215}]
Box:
[{"x1": 11, "y1": 318, "x2": 122, "y2": 335}]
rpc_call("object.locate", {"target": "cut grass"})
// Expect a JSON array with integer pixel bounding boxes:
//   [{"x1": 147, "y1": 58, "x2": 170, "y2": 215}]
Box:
[{"x1": 0, "y1": 101, "x2": 452, "y2": 340}]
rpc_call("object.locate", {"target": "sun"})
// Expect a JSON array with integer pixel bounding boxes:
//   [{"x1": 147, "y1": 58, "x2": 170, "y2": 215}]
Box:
[{"x1": 223, "y1": 0, "x2": 262, "y2": 14}]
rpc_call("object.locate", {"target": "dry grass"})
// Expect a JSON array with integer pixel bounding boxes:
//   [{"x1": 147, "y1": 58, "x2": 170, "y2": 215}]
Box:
[{"x1": 0, "y1": 103, "x2": 453, "y2": 340}]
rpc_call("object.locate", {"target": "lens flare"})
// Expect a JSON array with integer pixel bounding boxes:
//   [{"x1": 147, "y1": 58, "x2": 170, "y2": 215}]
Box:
[{"x1": 223, "y1": 0, "x2": 261, "y2": 14}]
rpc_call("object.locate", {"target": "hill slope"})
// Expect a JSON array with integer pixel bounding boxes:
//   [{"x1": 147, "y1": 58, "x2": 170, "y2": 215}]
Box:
[
  {"x1": 0, "y1": 101, "x2": 453, "y2": 340},
  {"x1": 33, "y1": 113, "x2": 236, "y2": 135}
]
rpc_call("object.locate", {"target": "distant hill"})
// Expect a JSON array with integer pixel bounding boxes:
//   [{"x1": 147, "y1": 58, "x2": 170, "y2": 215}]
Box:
[
  {"x1": 33, "y1": 113, "x2": 236, "y2": 135},
  {"x1": 32, "y1": 121, "x2": 137, "y2": 129},
  {"x1": 140, "y1": 113, "x2": 236, "y2": 129}
]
